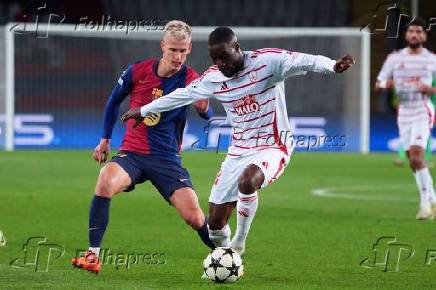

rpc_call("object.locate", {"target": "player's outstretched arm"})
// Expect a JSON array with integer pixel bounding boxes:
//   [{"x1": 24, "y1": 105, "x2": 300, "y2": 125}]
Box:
[
  {"x1": 278, "y1": 51, "x2": 354, "y2": 80},
  {"x1": 121, "y1": 76, "x2": 213, "y2": 125},
  {"x1": 121, "y1": 87, "x2": 197, "y2": 125}
]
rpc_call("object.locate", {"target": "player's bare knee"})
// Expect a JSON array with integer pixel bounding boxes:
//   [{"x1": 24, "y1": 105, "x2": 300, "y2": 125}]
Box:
[
  {"x1": 238, "y1": 165, "x2": 264, "y2": 194},
  {"x1": 95, "y1": 181, "x2": 115, "y2": 198},
  {"x1": 408, "y1": 149, "x2": 424, "y2": 170},
  {"x1": 96, "y1": 167, "x2": 119, "y2": 197},
  {"x1": 409, "y1": 156, "x2": 425, "y2": 170},
  {"x1": 238, "y1": 171, "x2": 261, "y2": 194},
  {"x1": 238, "y1": 177, "x2": 256, "y2": 194}
]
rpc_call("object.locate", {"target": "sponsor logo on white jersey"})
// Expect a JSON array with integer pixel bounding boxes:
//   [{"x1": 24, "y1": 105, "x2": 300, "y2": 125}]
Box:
[{"x1": 233, "y1": 95, "x2": 260, "y2": 115}]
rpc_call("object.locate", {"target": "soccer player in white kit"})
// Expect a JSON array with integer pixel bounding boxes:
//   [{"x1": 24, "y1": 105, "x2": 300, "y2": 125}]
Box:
[
  {"x1": 376, "y1": 19, "x2": 436, "y2": 220},
  {"x1": 122, "y1": 27, "x2": 355, "y2": 254}
]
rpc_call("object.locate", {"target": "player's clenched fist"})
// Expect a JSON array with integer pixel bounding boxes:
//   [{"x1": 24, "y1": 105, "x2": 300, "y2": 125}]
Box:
[
  {"x1": 419, "y1": 84, "x2": 435, "y2": 96},
  {"x1": 334, "y1": 54, "x2": 355, "y2": 73}
]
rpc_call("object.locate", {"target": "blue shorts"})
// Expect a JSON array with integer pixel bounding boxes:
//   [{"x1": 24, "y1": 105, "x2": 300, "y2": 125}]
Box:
[{"x1": 110, "y1": 150, "x2": 194, "y2": 202}]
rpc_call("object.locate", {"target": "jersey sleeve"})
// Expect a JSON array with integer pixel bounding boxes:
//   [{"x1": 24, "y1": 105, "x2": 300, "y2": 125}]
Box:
[
  {"x1": 140, "y1": 72, "x2": 214, "y2": 117},
  {"x1": 377, "y1": 55, "x2": 394, "y2": 82},
  {"x1": 269, "y1": 50, "x2": 336, "y2": 81},
  {"x1": 102, "y1": 66, "x2": 132, "y2": 138},
  {"x1": 186, "y1": 68, "x2": 213, "y2": 119}
]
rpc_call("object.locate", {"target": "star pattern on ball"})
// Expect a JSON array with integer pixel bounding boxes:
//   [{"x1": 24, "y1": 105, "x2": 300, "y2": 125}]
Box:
[{"x1": 203, "y1": 247, "x2": 243, "y2": 283}]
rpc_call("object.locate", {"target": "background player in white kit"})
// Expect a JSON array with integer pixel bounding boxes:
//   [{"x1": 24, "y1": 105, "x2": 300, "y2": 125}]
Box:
[
  {"x1": 376, "y1": 19, "x2": 436, "y2": 220},
  {"x1": 122, "y1": 27, "x2": 354, "y2": 254}
]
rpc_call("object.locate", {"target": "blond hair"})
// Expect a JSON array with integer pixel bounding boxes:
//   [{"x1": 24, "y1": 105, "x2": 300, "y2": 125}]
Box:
[{"x1": 164, "y1": 20, "x2": 192, "y2": 41}]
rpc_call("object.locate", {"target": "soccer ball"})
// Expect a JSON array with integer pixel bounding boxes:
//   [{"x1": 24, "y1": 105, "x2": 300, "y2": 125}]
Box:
[
  {"x1": 203, "y1": 247, "x2": 243, "y2": 283},
  {"x1": 0, "y1": 230, "x2": 5, "y2": 246}
]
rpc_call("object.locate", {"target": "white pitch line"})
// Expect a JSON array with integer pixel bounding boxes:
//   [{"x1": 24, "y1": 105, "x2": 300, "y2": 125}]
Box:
[{"x1": 311, "y1": 186, "x2": 416, "y2": 203}]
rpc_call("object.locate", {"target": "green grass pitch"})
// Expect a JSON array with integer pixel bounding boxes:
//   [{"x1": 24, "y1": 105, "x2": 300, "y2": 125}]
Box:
[{"x1": 1, "y1": 151, "x2": 435, "y2": 289}]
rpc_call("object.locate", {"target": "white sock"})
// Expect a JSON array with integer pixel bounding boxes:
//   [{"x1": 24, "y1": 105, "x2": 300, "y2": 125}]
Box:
[
  {"x1": 208, "y1": 224, "x2": 231, "y2": 247},
  {"x1": 231, "y1": 191, "x2": 259, "y2": 247},
  {"x1": 415, "y1": 168, "x2": 432, "y2": 208},
  {"x1": 88, "y1": 247, "x2": 101, "y2": 258},
  {"x1": 426, "y1": 170, "x2": 436, "y2": 203}
]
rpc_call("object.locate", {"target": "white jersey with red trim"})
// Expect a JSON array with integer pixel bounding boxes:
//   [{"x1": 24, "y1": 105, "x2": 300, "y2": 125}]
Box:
[
  {"x1": 377, "y1": 48, "x2": 435, "y2": 103},
  {"x1": 140, "y1": 48, "x2": 336, "y2": 157},
  {"x1": 377, "y1": 48, "x2": 436, "y2": 128}
]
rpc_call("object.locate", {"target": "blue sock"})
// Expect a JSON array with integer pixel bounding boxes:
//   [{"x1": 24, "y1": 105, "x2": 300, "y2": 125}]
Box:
[
  {"x1": 89, "y1": 195, "x2": 111, "y2": 248},
  {"x1": 197, "y1": 219, "x2": 215, "y2": 250}
]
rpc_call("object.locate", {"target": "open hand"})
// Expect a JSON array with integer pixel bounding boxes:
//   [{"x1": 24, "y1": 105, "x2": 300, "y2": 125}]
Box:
[
  {"x1": 334, "y1": 54, "x2": 355, "y2": 73},
  {"x1": 121, "y1": 107, "x2": 143, "y2": 128}
]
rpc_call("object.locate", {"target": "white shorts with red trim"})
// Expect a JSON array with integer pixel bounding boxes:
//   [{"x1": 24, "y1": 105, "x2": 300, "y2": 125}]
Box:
[
  {"x1": 399, "y1": 120, "x2": 432, "y2": 150},
  {"x1": 209, "y1": 148, "x2": 292, "y2": 204},
  {"x1": 397, "y1": 100, "x2": 434, "y2": 150}
]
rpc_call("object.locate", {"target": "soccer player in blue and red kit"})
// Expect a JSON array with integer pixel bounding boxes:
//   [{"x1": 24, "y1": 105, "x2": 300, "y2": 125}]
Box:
[{"x1": 72, "y1": 20, "x2": 214, "y2": 273}]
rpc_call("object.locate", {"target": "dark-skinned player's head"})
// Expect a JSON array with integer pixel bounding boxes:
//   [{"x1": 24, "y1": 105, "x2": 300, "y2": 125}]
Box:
[
  {"x1": 404, "y1": 18, "x2": 427, "y2": 49},
  {"x1": 208, "y1": 27, "x2": 244, "y2": 77}
]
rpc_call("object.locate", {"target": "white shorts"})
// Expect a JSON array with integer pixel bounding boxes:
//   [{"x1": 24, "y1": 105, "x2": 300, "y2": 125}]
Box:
[
  {"x1": 399, "y1": 121, "x2": 431, "y2": 150},
  {"x1": 398, "y1": 101, "x2": 434, "y2": 150},
  {"x1": 209, "y1": 148, "x2": 292, "y2": 204}
]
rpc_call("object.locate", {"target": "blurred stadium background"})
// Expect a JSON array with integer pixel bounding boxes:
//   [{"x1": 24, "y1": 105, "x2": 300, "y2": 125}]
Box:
[{"x1": 0, "y1": 0, "x2": 434, "y2": 152}]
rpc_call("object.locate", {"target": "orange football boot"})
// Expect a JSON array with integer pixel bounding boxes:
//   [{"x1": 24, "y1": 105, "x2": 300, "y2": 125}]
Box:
[{"x1": 71, "y1": 250, "x2": 101, "y2": 274}]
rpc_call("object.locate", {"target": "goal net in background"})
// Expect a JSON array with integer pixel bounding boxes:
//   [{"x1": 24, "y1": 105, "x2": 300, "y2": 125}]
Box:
[{"x1": 0, "y1": 24, "x2": 369, "y2": 152}]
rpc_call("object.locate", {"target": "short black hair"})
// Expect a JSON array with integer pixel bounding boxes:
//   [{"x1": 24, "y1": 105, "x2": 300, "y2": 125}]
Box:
[
  {"x1": 406, "y1": 17, "x2": 426, "y2": 30},
  {"x1": 208, "y1": 27, "x2": 235, "y2": 46}
]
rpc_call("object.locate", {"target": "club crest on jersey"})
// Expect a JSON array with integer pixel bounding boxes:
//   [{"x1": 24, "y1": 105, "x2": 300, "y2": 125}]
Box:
[
  {"x1": 141, "y1": 88, "x2": 163, "y2": 126},
  {"x1": 152, "y1": 88, "x2": 163, "y2": 99},
  {"x1": 249, "y1": 71, "x2": 257, "y2": 82},
  {"x1": 233, "y1": 95, "x2": 260, "y2": 115}
]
